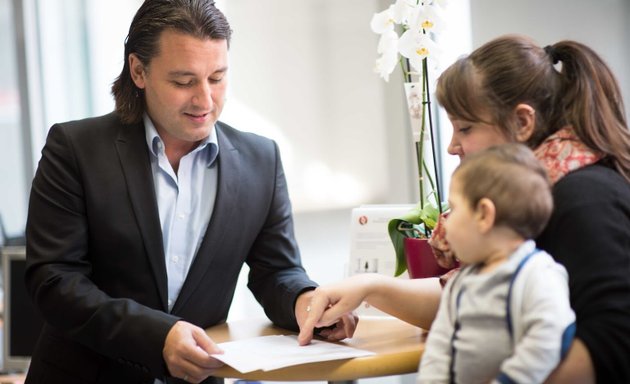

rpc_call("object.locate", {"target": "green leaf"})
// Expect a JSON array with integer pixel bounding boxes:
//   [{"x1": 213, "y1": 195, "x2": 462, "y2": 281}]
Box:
[
  {"x1": 387, "y1": 200, "x2": 448, "y2": 277},
  {"x1": 388, "y1": 218, "x2": 409, "y2": 277},
  {"x1": 388, "y1": 206, "x2": 426, "y2": 277},
  {"x1": 419, "y1": 204, "x2": 439, "y2": 229}
]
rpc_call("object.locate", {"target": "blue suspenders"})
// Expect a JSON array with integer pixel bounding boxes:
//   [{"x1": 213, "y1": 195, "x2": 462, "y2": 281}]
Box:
[{"x1": 448, "y1": 249, "x2": 539, "y2": 384}]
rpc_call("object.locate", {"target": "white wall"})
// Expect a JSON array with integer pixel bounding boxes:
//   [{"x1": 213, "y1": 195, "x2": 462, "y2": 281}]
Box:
[
  {"x1": 221, "y1": 1, "x2": 395, "y2": 212},
  {"x1": 87, "y1": 0, "x2": 143, "y2": 117},
  {"x1": 221, "y1": 0, "x2": 475, "y2": 212}
]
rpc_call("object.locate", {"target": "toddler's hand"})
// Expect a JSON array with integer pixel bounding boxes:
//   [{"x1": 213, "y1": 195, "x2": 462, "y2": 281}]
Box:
[{"x1": 428, "y1": 213, "x2": 458, "y2": 269}]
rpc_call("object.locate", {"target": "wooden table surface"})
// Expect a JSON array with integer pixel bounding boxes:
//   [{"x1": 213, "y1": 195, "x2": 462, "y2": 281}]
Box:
[
  {"x1": 0, "y1": 374, "x2": 25, "y2": 384},
  {"x1": 206, "y1": 316, "x2": 427, "y2": 382}
]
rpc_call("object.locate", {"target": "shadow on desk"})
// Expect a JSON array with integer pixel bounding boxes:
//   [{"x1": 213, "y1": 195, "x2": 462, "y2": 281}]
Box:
[{"x1": 207, "y1": 316, "x2": 427, "y2": 383}]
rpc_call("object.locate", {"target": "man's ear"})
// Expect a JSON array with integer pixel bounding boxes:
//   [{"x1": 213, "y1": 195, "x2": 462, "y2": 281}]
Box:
[
  {"x1": 475, "y1": 197, "x2": 496, "y2": 234},
  {"x1": 514, "y1": 103, "x2": 536, "y2": 142},
  {"x1": 128, "y1": 53, "x2": 146, "y2": 89}
]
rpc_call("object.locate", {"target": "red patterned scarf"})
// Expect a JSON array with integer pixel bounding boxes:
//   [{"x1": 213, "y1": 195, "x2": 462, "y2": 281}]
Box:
[{"x1": 533, "y1": 127, "x2": 603, "y2": 184}]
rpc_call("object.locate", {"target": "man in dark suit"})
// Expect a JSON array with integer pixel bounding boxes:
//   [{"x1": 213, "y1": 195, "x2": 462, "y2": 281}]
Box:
[{"x1": 24, "y1": 1, "x2": 356, "y2": 383}]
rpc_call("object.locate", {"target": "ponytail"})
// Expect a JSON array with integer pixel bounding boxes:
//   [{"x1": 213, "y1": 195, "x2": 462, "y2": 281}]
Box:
[{"x1": 550, "y1": 41, "x2": 630, "y2": 182}]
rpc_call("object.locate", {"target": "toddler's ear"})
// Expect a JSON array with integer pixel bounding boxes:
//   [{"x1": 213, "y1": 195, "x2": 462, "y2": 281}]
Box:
[{"x1": 475, "y1": 197, "x2": 496, "y2": 234}]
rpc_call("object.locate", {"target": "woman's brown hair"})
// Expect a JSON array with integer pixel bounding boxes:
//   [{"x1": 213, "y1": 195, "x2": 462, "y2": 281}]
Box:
[
  {"x1": 437, "y1": 34, "x2": 630, "y2": 182},
  {"x1": 111, "y1": 0, "x2": 232, "y2": 125}
]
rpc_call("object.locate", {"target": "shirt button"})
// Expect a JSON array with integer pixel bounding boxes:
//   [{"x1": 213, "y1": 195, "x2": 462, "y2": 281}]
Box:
[
  {"x1": 172, "y1": 255, "x2": 179, "y2": 263},
  {"x1": 168, "y1": 299, "x2": 173, "y2": 306},
  {"x1": 178, "y1": 213, "x2": 185, "y2": 220}
]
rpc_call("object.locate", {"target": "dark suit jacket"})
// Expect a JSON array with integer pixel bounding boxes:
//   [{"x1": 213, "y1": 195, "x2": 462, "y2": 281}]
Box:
[{"x1": 24, "y1": 112, "x2": 316, "y2": 383}]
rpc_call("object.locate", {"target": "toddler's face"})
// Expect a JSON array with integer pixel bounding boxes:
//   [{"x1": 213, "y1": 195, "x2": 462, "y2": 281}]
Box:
[{"x1": 444, "y1": 179, "x2": 484, "y2": 265}]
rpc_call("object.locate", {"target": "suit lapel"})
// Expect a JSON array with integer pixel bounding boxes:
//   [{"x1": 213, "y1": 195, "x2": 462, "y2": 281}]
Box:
[
  {"x1": 172, "y1": 126, "x2": 241, "y2": 313},
  {"x1": 115, "y1": 122, "x2": 169, "y2": 311}
]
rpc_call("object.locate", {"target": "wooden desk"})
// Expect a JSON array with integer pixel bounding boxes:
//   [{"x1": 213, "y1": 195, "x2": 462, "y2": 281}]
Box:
[
  {"x1": 0, "y1": 374, "x2": 24, "y2": 384},
  {"x1": 206, "y1": 316, "x2": 426, "y2": 383}
]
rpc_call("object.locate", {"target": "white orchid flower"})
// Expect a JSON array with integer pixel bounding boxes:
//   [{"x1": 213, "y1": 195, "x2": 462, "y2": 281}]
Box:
[
  {"x1": 398, "y1": 29, "x2": 441, "y2": 74},
  {"x1": 372, "y1": 0, "x2": 446, "y2": 81},
  {"x1": 375, "y1": 29, "x2": 400, "y2": 81},
  {"x1": 392, "y1": 0, "x2": 419, "y2": 26},
  {"x1": 410, "y1": 3, "x2": 446, "y2": 34},
  {"x1": 371, "y1": 0, "x2": 451, "y2": 258},
  {"x1": 370, "y1": 6, "x2": 395, "y2": 34}
]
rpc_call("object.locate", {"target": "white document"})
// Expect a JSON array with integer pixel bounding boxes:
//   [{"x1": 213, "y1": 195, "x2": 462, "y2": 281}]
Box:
[{"x1": 212, "y1": 335, "x2": 375, "y2": 373}]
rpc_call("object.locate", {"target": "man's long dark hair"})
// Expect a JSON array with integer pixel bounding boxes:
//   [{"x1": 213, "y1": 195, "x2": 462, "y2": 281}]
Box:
[{"x1": 111, "y1": 0, "x2": 232, "y2": 124}]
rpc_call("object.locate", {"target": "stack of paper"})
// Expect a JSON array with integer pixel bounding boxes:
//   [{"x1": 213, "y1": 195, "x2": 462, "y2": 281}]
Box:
[{"x1": 212, "y1": 335, "x2": 375, "y2": 373}]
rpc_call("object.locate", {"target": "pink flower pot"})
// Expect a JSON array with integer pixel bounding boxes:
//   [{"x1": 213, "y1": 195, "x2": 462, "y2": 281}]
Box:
[{"x1": 404, "y1": 237, "x2": 454, "y2": 279}]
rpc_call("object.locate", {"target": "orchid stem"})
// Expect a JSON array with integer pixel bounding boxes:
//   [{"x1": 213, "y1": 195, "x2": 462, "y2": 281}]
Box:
[{"x1": 423, "y1": 58, "x2": 443, "y2": 215}]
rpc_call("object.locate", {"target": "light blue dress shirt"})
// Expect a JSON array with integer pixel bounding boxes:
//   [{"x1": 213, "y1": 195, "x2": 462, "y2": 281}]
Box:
[{"x1": 143, "y1": 114, "x2": 219, "y2": 313}]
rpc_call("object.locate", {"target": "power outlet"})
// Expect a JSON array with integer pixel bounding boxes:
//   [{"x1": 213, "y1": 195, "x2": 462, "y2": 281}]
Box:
[{"x1": 355, "y1": 257, "x2": 379, "y2": 273}]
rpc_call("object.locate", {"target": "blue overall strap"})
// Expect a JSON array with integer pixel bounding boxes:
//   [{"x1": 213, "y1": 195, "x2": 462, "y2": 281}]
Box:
[
  {"x1": 449, "y1": 287, "x2": 466, "y2": 384},
  {"x1": 505, "y1": 248, "x2": 539, "y2": 340}
]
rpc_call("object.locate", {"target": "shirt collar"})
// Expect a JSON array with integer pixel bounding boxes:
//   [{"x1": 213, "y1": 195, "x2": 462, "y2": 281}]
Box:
[{"x1": 143, "y1": 113, "x2": 219, "y2": 167}]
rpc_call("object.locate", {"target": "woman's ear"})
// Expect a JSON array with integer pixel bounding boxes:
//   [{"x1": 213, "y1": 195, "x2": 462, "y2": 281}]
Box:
[
  {"x1": 128, "y1": 53, "x2": 146, "y2": 89},
  {"x1": 475, "y1": 197, "x2": 496, "y2": 234},
  {"x1": 514, "y1": 103, "x2": 536, "y2": 142}
]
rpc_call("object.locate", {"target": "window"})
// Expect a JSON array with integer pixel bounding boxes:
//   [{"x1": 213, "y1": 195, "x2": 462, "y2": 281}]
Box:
[
  {"x1": 0, "y1": 0, "x2": 28, "y2": 238},
  {"x1": 0, "y1": 0, "x2": 141, "y2": 239}
]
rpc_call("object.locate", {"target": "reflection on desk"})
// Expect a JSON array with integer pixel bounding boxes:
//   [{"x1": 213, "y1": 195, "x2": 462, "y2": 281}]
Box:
[{"x1": 207, "y1": 316, "x2": 427, "y2": 382}]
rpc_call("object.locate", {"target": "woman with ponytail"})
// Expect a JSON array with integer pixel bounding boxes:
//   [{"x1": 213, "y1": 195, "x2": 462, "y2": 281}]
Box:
[
  {"x1": 300, "y1": 34, "x2": 630, "y2": 383},
  {"x1": 432, "y1": 35, "x2": 630, "y2": 383}
]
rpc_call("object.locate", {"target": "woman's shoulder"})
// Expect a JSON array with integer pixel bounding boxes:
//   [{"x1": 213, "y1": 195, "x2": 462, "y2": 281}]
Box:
[
  {"x1": 552, "y1": 163, "x2": 630, "y2": 206},
  {"x1": 556, "y1": 162, "x2": 625, "y2": 185}
]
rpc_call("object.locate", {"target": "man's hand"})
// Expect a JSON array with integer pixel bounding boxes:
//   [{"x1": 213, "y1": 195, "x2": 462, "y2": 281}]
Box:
[
  {"x1": 296, "y1": 281, "x2": 364, "y2": 346},
  {"x1": 163, "y1": 321, "x2": 225, "y2": 383}
]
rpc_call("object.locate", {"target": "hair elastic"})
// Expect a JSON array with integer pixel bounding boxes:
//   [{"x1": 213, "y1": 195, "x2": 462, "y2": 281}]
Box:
[{"x1": 543, "y1": 45, "x2": 559, "y2": 65}]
